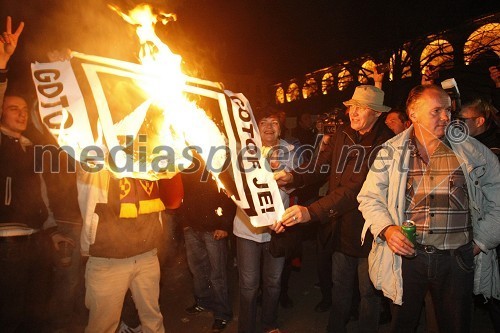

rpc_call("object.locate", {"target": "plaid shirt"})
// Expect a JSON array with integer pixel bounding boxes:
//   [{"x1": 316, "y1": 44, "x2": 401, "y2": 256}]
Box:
[{"x1": 405, "y1": 136, "x2": 472, "y2": 250}]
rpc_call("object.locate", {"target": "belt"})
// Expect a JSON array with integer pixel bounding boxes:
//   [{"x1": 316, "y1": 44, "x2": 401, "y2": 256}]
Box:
[{"x1": 415, "y1": 242, "x2": 471, "y2": 256}]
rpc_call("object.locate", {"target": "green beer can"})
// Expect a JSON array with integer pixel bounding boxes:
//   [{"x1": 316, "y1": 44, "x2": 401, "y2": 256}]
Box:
[{"x1": 401, "y1": 220, "x2": 417, "y2": 257}]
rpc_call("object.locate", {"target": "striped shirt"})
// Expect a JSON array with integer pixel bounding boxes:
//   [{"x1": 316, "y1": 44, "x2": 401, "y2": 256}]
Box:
[{"x1": 404, "y1": 136, "x2": 471, "y2": 250}]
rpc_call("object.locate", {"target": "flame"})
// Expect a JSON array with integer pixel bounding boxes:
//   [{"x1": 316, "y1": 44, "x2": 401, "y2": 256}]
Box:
[
  {"x1": 58, "y1": 108, "x2": 107, "y2": 168},
  {"x1": 109, "y1": 4, "x2": 228, "y2": 180}
]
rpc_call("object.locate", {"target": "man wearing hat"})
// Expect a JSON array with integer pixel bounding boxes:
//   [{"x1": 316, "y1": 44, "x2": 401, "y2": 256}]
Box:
[{"x1": 274, "y1": 85, "x2": 394, "y2": 332}]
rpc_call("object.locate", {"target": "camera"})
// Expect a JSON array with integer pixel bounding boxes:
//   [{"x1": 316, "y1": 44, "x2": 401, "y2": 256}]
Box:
[
  {"x1": 316, "y1": 109, "x2": 345, "y2": 135},
  {"x1": 323, "y1": 124, "x2": 337, "y2": 135},
  {"x1": 375, "y1": 63, "x2": 391, "y2": 74},
  {"x1": 441, "y1": 78, "x2": 461, "y2": 114}
]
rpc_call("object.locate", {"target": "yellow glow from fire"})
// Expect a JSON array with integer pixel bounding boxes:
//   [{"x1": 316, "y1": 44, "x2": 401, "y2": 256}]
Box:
[{"x1": 110, "y1": 4, "x2": 228, "y2": 179}]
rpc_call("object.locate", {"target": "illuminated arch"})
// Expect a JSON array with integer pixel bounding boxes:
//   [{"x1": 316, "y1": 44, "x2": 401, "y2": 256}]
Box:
[
  {"x1": 286, "y1": 83, "x2": 300, "y2": 102},
  {"x1": 358, "y1": 60, "x2": 377, "y2": 84},
  {"x1": 302, "y1": 77, "x2": 318, "y2": 99},
  {"x1": 275, "y1": 86, "x2": 284, "y2": 104},
  {"x1": 420, "y1": 39, "x2": 454, "y2": 74},
  {"x1": 338, "y1": 67, "x2": 353, "y2": 91},
  {"x1": 321, "y1": 72, "x2": 335, "y2": 95},
  {"x1": 391, "y1": 49, "x2": 412, "y2": 80},
  {"x1": 464, "y1": 23, "x2": 500, "y2": 65}
]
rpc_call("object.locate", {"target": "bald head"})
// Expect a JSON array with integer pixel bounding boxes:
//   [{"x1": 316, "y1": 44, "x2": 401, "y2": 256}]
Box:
[{"x1": 406, "y1": 85, "x2": 449, "y2": 116}]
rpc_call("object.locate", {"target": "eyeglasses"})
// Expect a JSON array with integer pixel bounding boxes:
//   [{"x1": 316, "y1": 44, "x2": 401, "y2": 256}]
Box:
[{"x1": 455, "y1": 116, "x2": 479, "y2": 122}]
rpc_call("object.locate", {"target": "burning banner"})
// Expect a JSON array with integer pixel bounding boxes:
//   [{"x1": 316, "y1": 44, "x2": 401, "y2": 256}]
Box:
[{"x1": 30, "y1": 7, "x2": 284, "y2": 227}]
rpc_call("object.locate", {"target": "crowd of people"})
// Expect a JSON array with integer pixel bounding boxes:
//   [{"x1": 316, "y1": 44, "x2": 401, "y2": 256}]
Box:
[{"x1": 1, "y1": 15, "x2": 500, "y2": 333}]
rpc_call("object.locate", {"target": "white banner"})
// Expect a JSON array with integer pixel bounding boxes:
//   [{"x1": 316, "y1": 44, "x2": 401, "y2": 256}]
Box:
[{"x1": 31, "y1": 53, "x2": 284, "y2": 227}]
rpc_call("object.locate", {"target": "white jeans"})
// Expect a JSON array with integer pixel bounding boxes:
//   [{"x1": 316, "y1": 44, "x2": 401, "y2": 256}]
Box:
[{"x1": 85, "y1": 249, "x2": 164, "y2": 333}]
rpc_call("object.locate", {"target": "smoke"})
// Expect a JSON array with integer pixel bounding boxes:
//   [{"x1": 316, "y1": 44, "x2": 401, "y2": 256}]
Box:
[
  {"x1": 0, "y1": 0, "x2": 235, "y2": 95},
  {"x1": 0, "y1": 0, "x2": 189, "y2": 94}
]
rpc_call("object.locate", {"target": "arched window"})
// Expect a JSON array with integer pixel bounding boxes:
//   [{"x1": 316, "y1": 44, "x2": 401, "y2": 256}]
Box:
[
  {"x1": 464, "y1": 23, "x2": 500, "y2": 65},
  {"x1": 302, "y1": 77, "x2": 318, "y2": 99},
  {"x1": 358, "y1": 60, "x2": 377, "y2": 84},
  {"x1": 391, "y1": 49, "x2": 412, "y2": 80},
  {"x1": 420, "y1": 39, "x2": 454, "y2": 74},
  {"x1": 321, "y1": 72, "x2": 335, "y2": 95},
  {"x1": 338, "y1": 67, "x2": 353, "y2": 91},
  {"x1": 286, "y1": 83, "x2": 300, "y2": 102},
  {"x1": 275, "y1": 86, "x2": 285, "y2": 104}
]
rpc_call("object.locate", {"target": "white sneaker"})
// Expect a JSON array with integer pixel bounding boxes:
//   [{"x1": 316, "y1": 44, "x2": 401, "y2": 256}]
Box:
[{"x1": 117, "y1": 320, "x2": 143, "y2": 333}]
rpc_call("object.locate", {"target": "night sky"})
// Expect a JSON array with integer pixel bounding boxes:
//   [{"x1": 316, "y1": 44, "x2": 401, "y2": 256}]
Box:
[{"x1": 1, "y1": 0, "x2": 499, "y2": 90}]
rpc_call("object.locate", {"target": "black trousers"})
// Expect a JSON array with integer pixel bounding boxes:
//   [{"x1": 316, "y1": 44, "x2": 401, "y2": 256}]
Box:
[{"x1": 0, "y1": 233, "x2": 50, "y2": 333}]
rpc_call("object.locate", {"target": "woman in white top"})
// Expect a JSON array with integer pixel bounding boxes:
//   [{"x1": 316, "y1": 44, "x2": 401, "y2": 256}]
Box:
[{"x1": 233, "y1": 106, "x2": 298, "y2": 333}]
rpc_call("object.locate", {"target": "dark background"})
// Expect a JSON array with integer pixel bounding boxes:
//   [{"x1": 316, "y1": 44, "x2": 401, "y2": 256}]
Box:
[{"x1": 1, "y1": 0, "x2": 499, "y2": 95}]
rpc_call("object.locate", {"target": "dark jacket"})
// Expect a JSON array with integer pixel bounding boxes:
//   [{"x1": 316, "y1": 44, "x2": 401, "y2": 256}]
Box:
[
  {"x1": 0, "y1": 133, "x2": 48, "y2": 228},
  {"x1": 292, "y1": 118, "x2": 394, "y2": 257},
  {"x1": 23, "y1": 122, "x2": 82, "y2": 227},
  {"x1": 475, "y1": 124, "x2": 500, "y2": 159},
  {"x1": 89, "y1": 176, "x2": 164, "y2": 258},
  {"x1": 178, "y1": 164, "x2": 235, "y2": 233}
]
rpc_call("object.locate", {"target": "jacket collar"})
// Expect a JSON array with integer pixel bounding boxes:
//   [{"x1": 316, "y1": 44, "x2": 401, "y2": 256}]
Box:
[
  {"x1": 386, "y1": 124, "x2": 487, "y2": 171},
  {"x1": 343, "y1": 117, "x2": 388, "y2": 146},
  {"x1": 0, "y1": 125, "x2": 32, "y2": 151}
]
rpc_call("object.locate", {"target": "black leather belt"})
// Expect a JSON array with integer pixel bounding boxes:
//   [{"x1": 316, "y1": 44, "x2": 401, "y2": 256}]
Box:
[{"x1": 415, "y1": 242, "x2": 472, "y2": 256}]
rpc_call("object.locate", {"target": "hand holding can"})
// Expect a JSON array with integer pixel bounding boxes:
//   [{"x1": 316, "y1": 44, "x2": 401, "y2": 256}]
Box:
[{"x1": 401, "y1": 220, "x2": 417, "y2": 258}]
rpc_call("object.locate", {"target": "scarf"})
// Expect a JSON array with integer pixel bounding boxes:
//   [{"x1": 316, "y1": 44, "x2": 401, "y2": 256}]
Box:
[{"x1": 119, "y1": 178, "x2": 165, "y2": 218}]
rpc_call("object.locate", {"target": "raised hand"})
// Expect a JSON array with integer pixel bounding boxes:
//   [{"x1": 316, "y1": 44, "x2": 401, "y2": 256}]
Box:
[
  {"x1": 371, "y1": 64, "x2": 385, "y2": 89},
  {"x1": 0, "y1": 16, "x2": 25, "y2": 68},
  {"x1": 421, "y1": 65, "x2": 439, "y2": 85},
  {"x1": 47, "y1": 48, "x2": 72, "y2": 62},
  {"x1": 489, "y1": 66, "x2": 500, "y2": 88}
]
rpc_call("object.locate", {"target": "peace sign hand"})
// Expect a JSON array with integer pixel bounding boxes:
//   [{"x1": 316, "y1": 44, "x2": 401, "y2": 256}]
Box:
[{"x1": 0, "y1": 16, "x2": 25, "y2": 68}]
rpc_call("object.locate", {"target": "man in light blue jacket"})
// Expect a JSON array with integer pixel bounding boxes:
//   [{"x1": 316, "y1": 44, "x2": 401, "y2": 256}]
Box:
[{"x1": 358, "y1": 84, "x2": 500, "y2": 332}]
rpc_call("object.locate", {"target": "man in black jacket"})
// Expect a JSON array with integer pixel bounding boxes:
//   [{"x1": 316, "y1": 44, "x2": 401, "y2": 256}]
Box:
[
  {"x1": 179, "y1": 154, "x2": 236, "y2": 333},
  {"x1": 458, "y1": 98, "x2": 500, "y2": 331},
  {"x1": 0, "y1": 92, "x2": 77, "y2": 332},
  {"x1": 457, "y1": 98, "x2": 499, "y2": 157},
  {"x1": 275, "y1": 85, "x2": 394, "y2": 333}
]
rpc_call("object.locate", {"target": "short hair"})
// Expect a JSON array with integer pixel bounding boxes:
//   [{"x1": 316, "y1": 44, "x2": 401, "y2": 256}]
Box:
[
  {"x1": 297, "y1": 112, "x2": 311, "y2": 122},
  {"x1": 2, "y1": 93, "x2": 29, "y2": 107},
  {"x1": 405, "y1": 84, "x2": 447, "y2": 115},
  {"x1": 387, "y1": 109, "x2": 409, "y2": 123},
  {"x1": 461, "y1": 98, "x2": 499, "y2": 128},
  {"x1": 254, "y1": 105, "x2": 285, "y2": 129}
]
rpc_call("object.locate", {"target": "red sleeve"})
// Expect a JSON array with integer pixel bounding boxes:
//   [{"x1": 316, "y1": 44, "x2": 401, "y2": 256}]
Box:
[{"x1": 158, "y1": 174, "x2": 184, "y2": 209}]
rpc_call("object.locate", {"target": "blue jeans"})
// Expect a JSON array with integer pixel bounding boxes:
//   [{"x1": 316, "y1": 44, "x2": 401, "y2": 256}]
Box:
[
  {"x1": 183, "y1": 227, "x2": 232, "y2": 321},
  {"x1": 390, "y1": 243, "x2": 474, "y2": 333},
  {"x1": 50, "y1": 223, "x2": 83, "y2": 329},
  {"x1": 317, "y1": 225, "x2": 333, "y2": 303},
  {"x1": 328, "y1": 252, "x2": 381, "y2": 333},
  {"x1": 236, "y1": 236, "x2": 285, "y2": 333}
]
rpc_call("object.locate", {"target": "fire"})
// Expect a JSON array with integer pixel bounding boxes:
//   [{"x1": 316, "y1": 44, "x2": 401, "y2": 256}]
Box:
[
  {"x1": 31, "y1": 3, "x2": 285, "y2": 226},
  {"x1": 108, "y1": 4, "x2": 228, "y2": 181}
]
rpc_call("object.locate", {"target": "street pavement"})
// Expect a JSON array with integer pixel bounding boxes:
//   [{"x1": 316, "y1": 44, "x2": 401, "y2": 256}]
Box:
[
  {"x1": 68, "y1": 237, "x2": 495, "y2": 332},
  {"x1": 158, "y1": 238, "x2": 495, "y2": 333}
]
